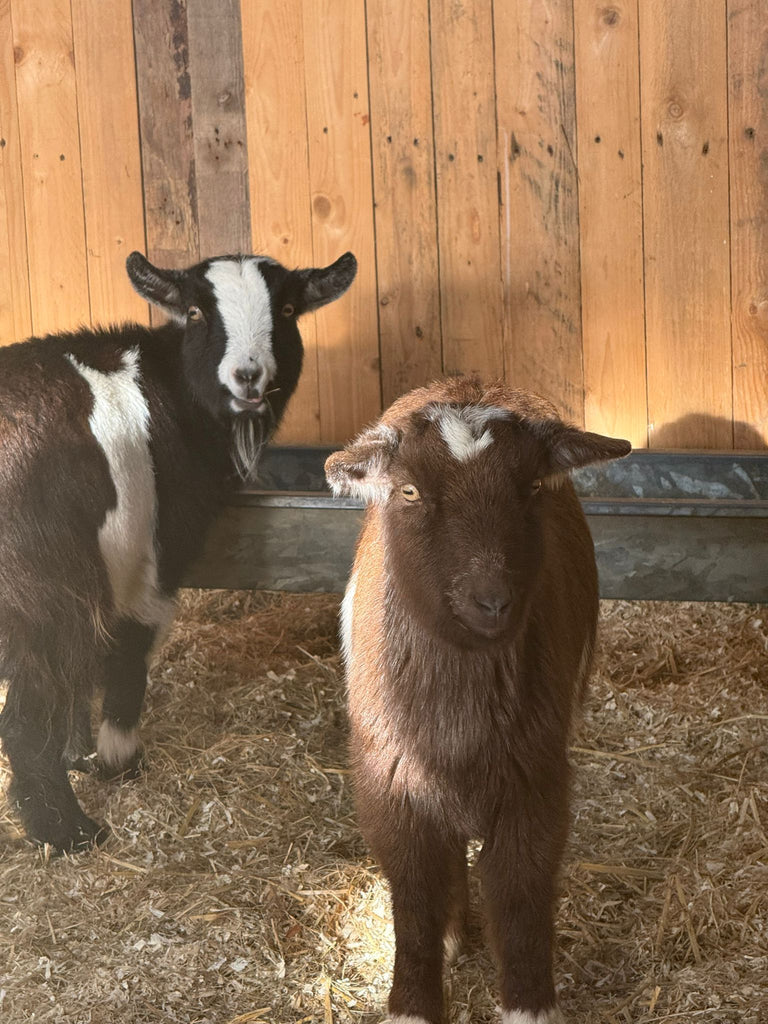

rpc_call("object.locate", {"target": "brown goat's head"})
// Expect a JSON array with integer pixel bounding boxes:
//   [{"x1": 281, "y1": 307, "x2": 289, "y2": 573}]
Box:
[{"x1": 326, "y1": 380, "x2": 631, "y2": 648}]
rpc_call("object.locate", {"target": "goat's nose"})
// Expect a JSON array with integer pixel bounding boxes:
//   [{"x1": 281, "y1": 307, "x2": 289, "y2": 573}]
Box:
[
  {"x1": 233, "y1": 367, "x2": 259, "y2": 386},
  {"x1": 471, "y1": 582, "x2": 512, "y2": 619}
]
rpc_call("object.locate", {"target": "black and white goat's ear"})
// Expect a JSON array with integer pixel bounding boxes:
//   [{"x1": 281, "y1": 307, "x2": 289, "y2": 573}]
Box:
[
  {"x1": 324, "y1": 424, "x2": 399, "y2": 504},
  {"x1": 292, "y1": 252, "x2": 357, "y2": 315},
  {"x1": 541, "y1": 422, "x2": 632, "y2": 477},
  {"x1": 126, "y1": 252, "x2": 186, "y2": 323}
]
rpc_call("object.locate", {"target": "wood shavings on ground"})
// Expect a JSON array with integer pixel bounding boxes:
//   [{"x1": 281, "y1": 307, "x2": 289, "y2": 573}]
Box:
[{"x1": 1, "y1": 593, "x2": 766, "y2": 1023}]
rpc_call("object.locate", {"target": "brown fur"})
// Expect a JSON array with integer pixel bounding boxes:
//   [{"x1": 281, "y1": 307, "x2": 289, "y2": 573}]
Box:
[{"x1": 326, "y1": 378, "x2": 631, "y2": 1024}]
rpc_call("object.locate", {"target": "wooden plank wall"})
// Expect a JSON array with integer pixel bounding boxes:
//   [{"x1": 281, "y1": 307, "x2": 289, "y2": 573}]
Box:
[{"x1": 1, "y1": 0, "x2": 767, "y2": 451}]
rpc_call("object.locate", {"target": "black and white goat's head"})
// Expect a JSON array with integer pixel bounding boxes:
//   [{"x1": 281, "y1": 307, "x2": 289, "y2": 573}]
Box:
[{"x1": 127, "y1": 250, "x2": 357, "y2": 478}]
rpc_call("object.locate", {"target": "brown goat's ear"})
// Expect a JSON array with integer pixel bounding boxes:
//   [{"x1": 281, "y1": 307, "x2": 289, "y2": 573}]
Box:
[
  {"x1": 324, "y1": 425, "x2": 400, "y2": 504},
  {"x1": 546, "y1": 425, "x2": 632, "y2": 472}
]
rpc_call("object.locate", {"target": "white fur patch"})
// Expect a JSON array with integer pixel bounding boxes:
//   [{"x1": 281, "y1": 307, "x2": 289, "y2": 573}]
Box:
[
  {"x1": 97, "y1": 721, "x2": 140, "y2": 769},
  {"x1": 429, "y1": 404, "x2": 509, "y2": 462},
  {"x1": 68, "y1": 350, "x2": 168, "y2": 626},
  {"x1": 501, "y1": 1008, "x2": 564, "y2": 1024},
  {"x1": 207, "y1": 259, "x2": 276, "y2": 398},
  {"x1": 386, "y1": 1017, "x2": 431, "y2": 1024},
  {"x1": 340, "y1": 572, "x2": 357, "y2": 667}
]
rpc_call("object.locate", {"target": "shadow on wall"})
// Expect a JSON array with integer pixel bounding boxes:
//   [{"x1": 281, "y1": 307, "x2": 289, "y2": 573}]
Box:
[{"x1": 649, "y1": 414, "x2": 767, "y2": 451}]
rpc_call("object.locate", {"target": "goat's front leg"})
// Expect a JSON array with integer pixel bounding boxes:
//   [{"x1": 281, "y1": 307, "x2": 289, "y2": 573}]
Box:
[
  {"x1": 97, "y1": 618, "x2": 157, "y2": 778},
  {"x1": 360, "y1": 795, "x2": 465, "y2": 1024},
  {"x1": 478, "y1": 770, "x2": 569, "y2": 1024}
]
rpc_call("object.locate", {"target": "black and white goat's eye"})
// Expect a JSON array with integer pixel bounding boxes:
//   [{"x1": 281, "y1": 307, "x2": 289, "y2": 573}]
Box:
[
  {"x1": 400, "y1": 484, "x2": 420, "y2": 502},
  {"x1": 187, "y1": 306, "x2": 204, "y2": 322},
  {"x1": 531, "y1": 478, "x2": 543, "y2": 495},
  {"x1": 281, "y1": 303, "x2": 295, "y2": 318}
]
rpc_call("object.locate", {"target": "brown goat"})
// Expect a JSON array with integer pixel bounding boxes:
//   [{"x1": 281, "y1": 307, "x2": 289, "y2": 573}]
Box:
[{"x1": 325, "y1": 377, "x2": 631, "y2": 1024}]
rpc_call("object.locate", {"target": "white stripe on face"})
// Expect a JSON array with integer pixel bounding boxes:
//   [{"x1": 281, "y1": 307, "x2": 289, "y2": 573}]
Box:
[
  {"x1": 429, "y1": 404, "x2": 510, "y2": 462},
  {"x1": 67, "y1": 349, "x2": 167, "y2": 626},
  {"x1": 207, "y1": 258, "x2": 277, "y2": 401}
]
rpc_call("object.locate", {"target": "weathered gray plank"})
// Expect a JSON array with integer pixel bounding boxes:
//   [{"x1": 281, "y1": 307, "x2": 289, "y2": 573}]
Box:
[
  {"x1": 184, "y1": 496, "x2": 768, "y2": 603},
  {"x1": 186, "y1": 0, "x2": 251, "y2": 258},
  {"x1": 132, "y1": 0, "x2": 199, "y2": 272}
]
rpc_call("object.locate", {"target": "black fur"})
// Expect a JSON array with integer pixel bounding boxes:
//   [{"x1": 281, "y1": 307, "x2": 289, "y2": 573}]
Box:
[{"x1": 0, "y1": 250, "x2": 356, "y2": 853}]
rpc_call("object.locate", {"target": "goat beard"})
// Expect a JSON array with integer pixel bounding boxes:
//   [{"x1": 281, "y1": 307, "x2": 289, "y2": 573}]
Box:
[{"x1": 231, "y1": 409, "x2": 273, "y2": 483}]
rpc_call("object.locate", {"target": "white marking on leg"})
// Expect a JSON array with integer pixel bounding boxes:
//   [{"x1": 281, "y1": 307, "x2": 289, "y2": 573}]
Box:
[
  {"x1": 443, "y1": 924, "x2": 463, "y2": 965},
  {"x1": 501, "y1": 1008, "x2": 565, "y2": 1024},
  {"x1": 340, "y1": 572, "x2": 357, "y2": 668},
  {"x1": 97, "y1": 722, "x2": 140, "y2": 769},
  {"x1": 68, "y1": 349, "x2": 168, "y2": 627},
  {"x1": 427, "y1": 404, "x2": 509, "y2": 462},
  {"x1": 207, "y1": 258, "x2": 277, "y2": 398},
  {"x1": 386, "y1": 1017, "x2": 432, "y2": 1024}
]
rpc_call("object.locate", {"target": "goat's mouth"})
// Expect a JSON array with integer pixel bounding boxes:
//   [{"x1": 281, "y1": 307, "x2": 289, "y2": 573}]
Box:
[
  {"x1": 230, "y1": 395, "x2": 268, "y2": 414},
  {"x1": 450, "y1": 596, "x2": 515, "y2": 643}
]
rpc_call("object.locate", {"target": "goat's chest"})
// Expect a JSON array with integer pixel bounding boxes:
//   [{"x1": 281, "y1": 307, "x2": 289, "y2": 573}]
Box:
[{"x1": 351, "y1": 653, "x2": 535, "y2": 830}]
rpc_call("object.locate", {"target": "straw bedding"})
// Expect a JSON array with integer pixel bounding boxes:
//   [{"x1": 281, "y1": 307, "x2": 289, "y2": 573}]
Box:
[{"x1": 1, "y1": 592, "x2": 766, "y2": 1023}]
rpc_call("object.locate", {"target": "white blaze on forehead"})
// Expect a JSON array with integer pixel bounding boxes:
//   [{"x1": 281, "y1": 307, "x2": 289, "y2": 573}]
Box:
[
  {"x1": 207, "y1": 258, "x2": 277, "y2": 389},
  {"x1": 428, "y1": 403, "x2": 510, "y2": 462},
  {"x1": 67, "y1": 349, "x2": 168, "y2": 627}
]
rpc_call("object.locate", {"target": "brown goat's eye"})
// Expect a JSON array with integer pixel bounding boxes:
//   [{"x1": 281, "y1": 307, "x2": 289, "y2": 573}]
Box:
[
  {"x1": 281, "y1": 303, "x2": 295, "y2": 318},
  {"x1": 531, "y1": 478, "x2": 543, "y2": 495},
  {"x1": 401, "y1": 484, "x2": 420, "y2": 502},
  {"x1": 188, "y1": 306, "x2": 204, "y2": 322}
]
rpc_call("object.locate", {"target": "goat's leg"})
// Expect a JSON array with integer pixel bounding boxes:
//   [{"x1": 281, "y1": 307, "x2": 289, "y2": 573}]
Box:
[
  {"x1": 1, "y1": 688, "x2": 107, "y2": 853},
  {"x1": 97, "y1": 619, "x2": 156, "y2": 778},
  {"x1": 362, "y1": 803, "x2": 464, "y2": 1024},
  {"x1": 63, "y1": 700, "x2": 96, "y2": 772},
  {"x1": 478, "y1": 779, "x2": 569, "y2": 1023},
  {"x1": 443, "y1": 843, "x2": 469, "y2": 964}
]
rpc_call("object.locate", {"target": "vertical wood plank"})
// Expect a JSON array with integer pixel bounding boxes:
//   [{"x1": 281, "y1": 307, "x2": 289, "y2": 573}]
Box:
[
  {"x1": 367, "y1": 0, "x2": 441, "y2": 405},
  {"x1": 430, "y1": 0, "x2": 503, "y2": 380},
  {"x1": 132, "y1": 0, "x2": 198, "y2": 272},
  {"x1": 495, "y1": 0, "x2": 583, "y2": 424},
  {"x1": 574, "y1": 0, "x2": 646, "y2": 445},
  {"x1": 639, "y1": 0, "x2": 732, "y2": 449},
  {"x1": 302, "y1": 0, "x2": 380, "y2": 444},
  {"x1": 11, "y1": 0, "x2": 90, "y2": 336},
  {"x1": 71, "y1": 0, "x2": 148, "y2": 327},
  {"x1": 0, "y1": 0, "x2": 31, "y2": 343},
  {"x1": 241, "y1": 0, "x2": 320, "y2": 443},
  {"x1": 186, "y1": 0, "x2": 251, "y2": 260},
  {"x1": 728, "y1": 0, "x2": 768, "y2": 448}
]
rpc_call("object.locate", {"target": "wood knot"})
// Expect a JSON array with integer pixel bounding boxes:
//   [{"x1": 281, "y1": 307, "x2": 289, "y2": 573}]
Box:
[
  {"x1": 217, "y1": 90, "x2": 232, "y2": 107},
  {"x1": 601, "y1": 6, "x2": 620, "y2": 26},
  {"x1": 668, "y1": 101, "x2": 683, "y2": 120},
  {"x1": 312, "y1": 195, "x2": 331, "y2": 219}
]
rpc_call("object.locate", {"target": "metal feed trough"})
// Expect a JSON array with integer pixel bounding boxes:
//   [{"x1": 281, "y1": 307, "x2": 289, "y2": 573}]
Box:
[{"x1": 185, "y1": 449, "x2": 768, "y2": 604}]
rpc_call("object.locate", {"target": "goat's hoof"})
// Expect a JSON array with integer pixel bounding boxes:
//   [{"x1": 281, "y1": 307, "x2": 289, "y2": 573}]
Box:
[
  {"x1": 97, "y1": 750, "x2": 145, "y2": 782},
  {"x1": 64, "y1": 751, "x2": 99, "y2": 774},
  {"x1": 28, "y1": 813, "x2": 110, "y2": 855}
]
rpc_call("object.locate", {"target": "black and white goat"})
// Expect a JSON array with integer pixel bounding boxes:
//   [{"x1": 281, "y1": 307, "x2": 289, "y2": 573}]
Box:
[{"x1": 0, "y1": 249, "x2": 356, "y2": 852}]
